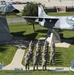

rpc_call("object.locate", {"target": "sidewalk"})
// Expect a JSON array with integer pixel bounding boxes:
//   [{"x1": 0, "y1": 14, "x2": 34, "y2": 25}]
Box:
[
  {"x1": 29, "y1": 67, "x2": 70, "y2": 71},
  {"x1": 3, "y1": 48, "x2": 25, "y2": 70}
]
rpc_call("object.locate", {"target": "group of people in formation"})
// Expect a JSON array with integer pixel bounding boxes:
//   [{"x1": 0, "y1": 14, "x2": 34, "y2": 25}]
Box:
[{"x1": 24, "y1": 40, "x2": 55, "y2": 71}]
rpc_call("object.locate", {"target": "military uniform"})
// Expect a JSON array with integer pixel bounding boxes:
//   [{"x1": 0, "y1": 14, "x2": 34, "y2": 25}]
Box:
[
  {"x1": 50, "y1": 43, "x2": 55, "y2": 64},
  {"x1": 33, "y1": 52, "x2": 39, "y2": 70},
  {"x1": 25, "y1": 53, "x2": 30, "y2": 71},
  {"x1": 33, "y1": 40, "x2": 41, "y2": 70},
  {"x1": 28, "y1": 40, "x2": 34, "y2": 52},
  {"x1": 50, "y1": 52, "x2": 55, "y2": 64},
  {"x1": 42, "y1": 41, "x2": 48, "y2": 70},
  {"x1": 28, "y1": 51, "x2": 33, "y2": 61},
  {"x1": 36, "y1": 40, "x2": 41, "y2": 53},
  {"x1": 42, "y1": 60, "x2": 46, "y2": 70},
  {"x1": 42, "y1": 53, "x2": 47, "y2": 70},
  {"x1": 28, "y1": 40, "x2": 34, "y2": 61}
]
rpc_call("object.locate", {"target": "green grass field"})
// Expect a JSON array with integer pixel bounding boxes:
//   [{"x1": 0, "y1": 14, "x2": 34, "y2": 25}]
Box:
[
  {"x1": 0, "y1": 46, "x2": 17, "y2": 66},
  {"x1": 48, "y1": 12, "x2": 74, "y2": 16},
  {"x1": 9, "y1": 23, "x2": 47, "y2": 40},
  {"x1": 8, "y1": 22, "x2": 74, "y2": 39},
  {"x1": 0, "y1": 70, "x2": 74, "y2": 75}
]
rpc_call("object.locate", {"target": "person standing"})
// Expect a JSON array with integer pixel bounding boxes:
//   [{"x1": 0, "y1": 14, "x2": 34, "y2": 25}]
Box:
[
  {"x1": 49, "y1": 42, "x2": 55, "y2": 65},
  {"x1": 33, "y1": 52, "x2": 39, "y2": 70},
  {"x1": 25, "y1": 53, "x2": 30, "y2": 71}
]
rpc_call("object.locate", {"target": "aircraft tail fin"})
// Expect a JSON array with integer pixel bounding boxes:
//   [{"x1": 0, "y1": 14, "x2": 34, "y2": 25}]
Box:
[{"x1": 38, "y1": 5, "x2": 48, "y2": 17}]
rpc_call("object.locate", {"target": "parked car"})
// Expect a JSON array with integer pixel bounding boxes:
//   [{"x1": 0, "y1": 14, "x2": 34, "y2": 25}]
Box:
[
  {"x1": 16, "y1": 1, "x2": 22, "y2": 4},
  {"x1": 12, "y1": 1, "x2": 21, "y2": 4}
]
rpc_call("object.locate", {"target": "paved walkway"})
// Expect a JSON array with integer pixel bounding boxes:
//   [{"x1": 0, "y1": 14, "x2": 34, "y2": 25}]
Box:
[
  {"x1": 7, "y1": 18, "x2": 26, "y2": 23},
  {"x1": 3, "y1": 48, "x2": 25, "y2": 70},
  {"x1": 29, "y1": 67, "x2": 70, "y2": 71}
]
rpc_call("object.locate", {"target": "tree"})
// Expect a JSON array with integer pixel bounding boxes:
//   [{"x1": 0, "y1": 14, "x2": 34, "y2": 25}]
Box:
[{"x1": 22, "y1": 2, "x2": 45, "y2": 32}]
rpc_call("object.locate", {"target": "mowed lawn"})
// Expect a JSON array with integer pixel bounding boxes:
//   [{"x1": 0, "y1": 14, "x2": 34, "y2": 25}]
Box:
[
  {"x1": 0, "y1": 70, "x2": 74, "y2": 75},
  {"x1": 0, "y1": 46, "x2": 17, "y2": 66},
  {"x1": 48, "y1": 12, "x2": 74, "y2": 16},
  {"x1": 8, "y1": 23, "x2": 47, "y2": 40}
]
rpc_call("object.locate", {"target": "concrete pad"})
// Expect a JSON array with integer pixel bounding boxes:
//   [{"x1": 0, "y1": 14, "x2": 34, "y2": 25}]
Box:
[
  {"x1": 3, "y1": 66, "x2": 70, "y2": 71},
  {"x1": 39, "y1": 38, "x2": 73, "y2": 48}
]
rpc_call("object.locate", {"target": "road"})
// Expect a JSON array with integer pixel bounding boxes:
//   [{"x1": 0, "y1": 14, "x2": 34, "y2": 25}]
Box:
[{"x1": 7, "y1": 17, "x2": 26, "y2": 23}]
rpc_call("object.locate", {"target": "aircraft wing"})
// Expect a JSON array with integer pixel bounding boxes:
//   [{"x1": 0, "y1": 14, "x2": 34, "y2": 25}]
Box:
[{"x1": 22, "y1": 16, "x2": 59, "y2": 19}]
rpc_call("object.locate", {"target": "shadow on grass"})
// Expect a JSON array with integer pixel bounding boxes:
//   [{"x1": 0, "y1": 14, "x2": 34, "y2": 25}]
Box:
[
  {"x1": 55, "y1": 52, "x2": 63, "y2": 66},
  {"x1": 11, "y1": 31, "x2": 38, "y2": 40},
  {"x1": 36, "y1": 29, "x2": 48, "y2": 33},
  {"x1": 24, "y1": 33, "x2": 38, "y2": 40},
  {"x1": 0, "y1": 47, "x2": 7, "y2": 53},
  {"x1": 60, "y1": 33, "x2": 74, "y2": 45},
  {"x1": 11, "y1": 31, "x2": 25, "y2": 37}
]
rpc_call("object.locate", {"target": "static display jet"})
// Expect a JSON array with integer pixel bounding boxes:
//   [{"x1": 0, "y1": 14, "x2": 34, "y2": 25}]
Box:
[
  {"x1": 0, "y1": 3, "x2": 19, "y2": 42},
  {"x1": 0, "y1": 3, "x2": 19, "y2": 14},
  {"x1": 22, "y1": 5, "x2": 74, "y2": 44}
]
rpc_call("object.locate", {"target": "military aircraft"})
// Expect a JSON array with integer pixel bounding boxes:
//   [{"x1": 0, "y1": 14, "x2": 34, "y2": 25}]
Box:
[
  {"x1": 0, "y1": 3, "x2": 19, "y2": 15},
  {"x1": 0, "y1": 3, "x2": 19, "y2": 42},
  {"x1": 22, "y1": 5, "x2": 74, "y2": 44}
]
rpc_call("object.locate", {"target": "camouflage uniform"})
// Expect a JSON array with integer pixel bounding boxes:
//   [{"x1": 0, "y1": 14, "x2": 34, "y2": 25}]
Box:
[
  {"x1": 42, "y1": 53, "x2": 47, "y2": 70},
  {"x1": 25, "y1": 53, "x2": 30, "y2": 71},
  {"x1": 28, "y1": 40, "x2": 34, "y2": 52},
  {"x1": 36, "y1": 40, "x2": 41, "y2": 53},
  {"x1": 33, "y1": 40, "x2": 41, "y2": 70},
  {"x1": 42, "y1": 41, "x2": 48, "y2": 70},
  {"x1": 28, "y1": 40, "x2": 34, "y2": 61},
  {"x1": 24, "y1": 40, "x2": 34, "y2": 71},
  {"x1": 28, "y1": 51, "x2": 33, "y2": 61},
  {"x1": 50, "y1": 52, "x2": 55, "y2": 64},
  {"x1": 43, "y1": 41, "x2": 48, "y2": 54},
  {"x1": 50, "y1": 43, "x2": 55, "y2": 64},
  {"x1": 33, "y1": 52, "x2": 39, "y2": 70}
]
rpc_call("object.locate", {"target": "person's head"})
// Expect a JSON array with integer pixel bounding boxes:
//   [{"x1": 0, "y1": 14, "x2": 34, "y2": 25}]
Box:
[
  {"x1": 30, "y1": 40, "x2": 33, "y2": 43},
  {"x1": 38, "y1": 40, "x2": 40, "y2": 44}
]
